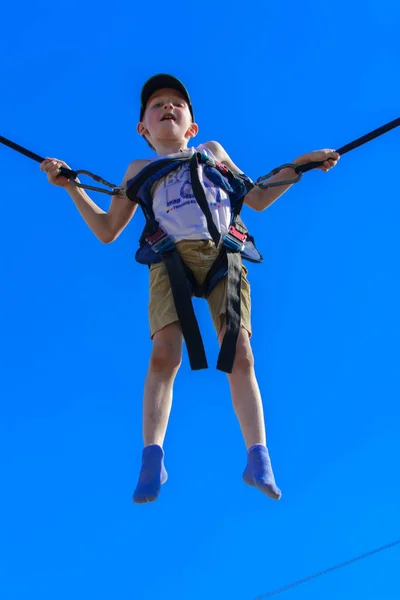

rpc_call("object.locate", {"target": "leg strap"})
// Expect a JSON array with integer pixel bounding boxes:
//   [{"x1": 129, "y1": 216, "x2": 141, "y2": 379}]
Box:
[
  {"x1": 216, "y1": 252, "x2": 242, "y2": 373},
  {"x1": 161, "y1": 251, "x2": 208, "y2": 370},
  {"x1": 204, "y1": 249, "x2": 243, "y2": 374},
  {"x1": 160, "y1": 247, "x2": 243, "y2": 373}
]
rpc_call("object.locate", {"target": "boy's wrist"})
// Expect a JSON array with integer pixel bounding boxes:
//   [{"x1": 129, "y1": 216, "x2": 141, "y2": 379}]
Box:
[
  {"x1": 292, "y1": 155, "x2": 308, "y2": 167},
  {"x1": 277, "y1": 165, "x2": 297, "y2": 177},
  {"x1": 65, "y1": 178, "x2": 81, "y2": 193}
]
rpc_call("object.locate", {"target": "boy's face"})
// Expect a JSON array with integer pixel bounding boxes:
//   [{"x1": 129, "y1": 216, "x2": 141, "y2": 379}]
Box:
[{"x1": 137, "y1": 88, "x2": 198, "y2": 146}]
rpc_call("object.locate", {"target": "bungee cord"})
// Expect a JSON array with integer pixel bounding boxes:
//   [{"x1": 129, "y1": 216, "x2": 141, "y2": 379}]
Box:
[{"x1": 253, "y1": 538, "x2": 400, "y2": 599}]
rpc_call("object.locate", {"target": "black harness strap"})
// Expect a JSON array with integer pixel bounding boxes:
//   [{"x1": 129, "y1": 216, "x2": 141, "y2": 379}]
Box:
[
  {"x1": 189, "y1": 153, "x2": 221, "y2": 245},
  {"x1": 216, "y1": 252, "x2": 242, "y2": 372},
  {"x1": 161, "y1": 251, "x2": 208, "y2": 370}
]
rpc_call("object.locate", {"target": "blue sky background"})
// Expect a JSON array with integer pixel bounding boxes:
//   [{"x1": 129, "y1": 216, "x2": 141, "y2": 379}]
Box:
[{"x1": 1, "y1": 1, "x2": 399, "y2": 599}]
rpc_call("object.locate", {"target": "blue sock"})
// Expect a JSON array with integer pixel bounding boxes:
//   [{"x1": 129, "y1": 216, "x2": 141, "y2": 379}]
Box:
[
  {"x1": 243, "y1": 444, "x2": 282, "y2": 500},
  {"x1": 133, "y1": 444, "x2": 168, "y2": 504}
]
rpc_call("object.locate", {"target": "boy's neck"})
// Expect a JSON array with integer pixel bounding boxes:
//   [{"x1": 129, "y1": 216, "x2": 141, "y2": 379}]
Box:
[{"x1": 153, "y1": 140, "x2": 191, "y2": 156}]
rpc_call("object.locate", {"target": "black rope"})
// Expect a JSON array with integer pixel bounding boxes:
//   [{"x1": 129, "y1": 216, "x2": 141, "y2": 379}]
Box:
[
  {"x1": 255, "y1": 117, "x2": 400, "y2": 189},
  {"x1": 0, "y1": 134, "x2": 49, "y2": 164},
  {"x1": 297, "y1": 117, "x2": 400, "y2": 174},
  {"x1": 0, "y1": 134, "x2": 122, "y2": 195},
  {"x1": 253, "y1": 538, "x2": 400, "y2": 599}
]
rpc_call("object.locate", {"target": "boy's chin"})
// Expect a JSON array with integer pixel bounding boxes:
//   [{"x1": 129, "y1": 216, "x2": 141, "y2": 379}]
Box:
[{"x1": 156, "y1": 134, "x2": 187, "y2": 143}]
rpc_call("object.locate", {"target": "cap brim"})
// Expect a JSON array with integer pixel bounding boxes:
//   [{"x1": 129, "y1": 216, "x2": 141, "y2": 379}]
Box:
[{"x1": 140, "y1": 74, "x2": 193, "y2": 120}]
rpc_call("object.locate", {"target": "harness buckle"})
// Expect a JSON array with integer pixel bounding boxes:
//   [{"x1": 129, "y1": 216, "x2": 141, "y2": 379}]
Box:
[
  {"x1": 199, "y1": 152, "x2": 229, "y2": 176},
  {"x1": 145, "y1": 228, "x2": 175, "y2": 254},
  {"x1": 215, "y1": 161, "x2": 229, "y2": 176},
  {"x1": 223, "y1": 225, "x2": 247, "y2": 252}
]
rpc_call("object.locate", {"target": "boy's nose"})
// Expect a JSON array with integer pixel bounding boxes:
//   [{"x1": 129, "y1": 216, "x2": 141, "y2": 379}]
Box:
[{"x1": 164, "y1": 101, "x2": 173, "y2": 109}]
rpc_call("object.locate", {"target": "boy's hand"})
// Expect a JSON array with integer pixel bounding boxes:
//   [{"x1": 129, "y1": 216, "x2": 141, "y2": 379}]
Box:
[
  {"x1": 40, "y1": 158, "x2": 74, "y2": 188},
  {"x1": 293, "y1": 149, "x2": 340, "y2": 172}
]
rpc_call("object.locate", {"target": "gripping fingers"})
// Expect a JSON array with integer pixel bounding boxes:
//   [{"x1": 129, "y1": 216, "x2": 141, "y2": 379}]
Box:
[
  {"x1": 322, "y1": 151, "x2": 340, "y2": 172},
  {"x1": 40, "y1": 158, "x2": 71, "y2": 186},
  {"x1": 323, "y1": 159, "x2": 334, "y2": 171},
  {"x1": 40, "y1": 158, "x2": 60, "y2": 177}
]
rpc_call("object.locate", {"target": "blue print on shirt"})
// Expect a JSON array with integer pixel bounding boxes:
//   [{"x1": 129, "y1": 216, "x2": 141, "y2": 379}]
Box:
[
  {"x1": 164, "y1": 166, "x2": 188, "y2": 188},
  {"x1": 166, "y1": 179, "x2": 223, "y2": 211},
  {"x1": 162, "y1": 164, "x2": 227, "y2": 214}
]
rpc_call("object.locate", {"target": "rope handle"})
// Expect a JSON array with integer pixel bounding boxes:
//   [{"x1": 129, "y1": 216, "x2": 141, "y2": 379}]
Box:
[
  {"x1": 255, "y1": 117, "x2": 400, "y2": 189},
  {"x1": 0, "y1": 135, "x2": 123, "y2": 196}
]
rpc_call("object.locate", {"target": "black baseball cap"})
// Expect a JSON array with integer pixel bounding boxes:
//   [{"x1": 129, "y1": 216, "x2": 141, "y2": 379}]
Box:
[{"x1": 139, "y1": 74, "x2": 194, "y2": 121}]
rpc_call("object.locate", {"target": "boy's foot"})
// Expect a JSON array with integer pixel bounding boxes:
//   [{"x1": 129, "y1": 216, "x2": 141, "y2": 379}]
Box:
[
  {"x1": 243, "y1": 444, "x2": 282, "y2": 500},
  {"x1": 133, "y1": 444, "x2": 168, "y2": 504}
]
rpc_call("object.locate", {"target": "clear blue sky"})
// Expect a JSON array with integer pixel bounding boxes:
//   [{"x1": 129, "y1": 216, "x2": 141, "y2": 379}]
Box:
[{"x1": 1, "y1": 1, "x2": 399, "y2": 599}]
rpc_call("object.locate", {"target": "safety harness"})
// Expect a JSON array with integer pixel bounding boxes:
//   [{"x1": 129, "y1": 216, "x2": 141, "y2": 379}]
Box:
[{"x1": 125, "y1": 150, "x2": 262, "y2": 373}]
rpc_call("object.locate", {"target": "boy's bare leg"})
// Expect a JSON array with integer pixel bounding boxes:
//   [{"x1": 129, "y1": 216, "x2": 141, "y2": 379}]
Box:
[
  {"x1": 143, "y1": 322, "x2": 183, "y2": 446},
  {"x1": 218, "y1": 325, "x2": 266, "y2": 447},
  {"x1": 219, "y1": 324, "x2": 281, "y2": 500},
  {"x1": 133, "y1": 322, "x2": 182, "y2": 504}
]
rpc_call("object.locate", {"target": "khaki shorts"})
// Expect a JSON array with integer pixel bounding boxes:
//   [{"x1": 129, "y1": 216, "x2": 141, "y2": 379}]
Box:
[{"x1": 148, "y1": 239, "x2": 252, "y2": 338}]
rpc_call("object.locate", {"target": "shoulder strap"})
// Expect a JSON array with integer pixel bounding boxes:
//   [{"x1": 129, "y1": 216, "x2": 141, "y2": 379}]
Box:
[
  {"x1": 125, "y1": 157, "x2": 186, "y2": 203},
  {"x1": 189, "y1": 153, "x2": 221, "y2": 245}
]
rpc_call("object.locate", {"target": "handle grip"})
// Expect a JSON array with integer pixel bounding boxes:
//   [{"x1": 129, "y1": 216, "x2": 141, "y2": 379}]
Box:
[{"x1": 59, "y1": 166, "x2": 78, "y2": 179}]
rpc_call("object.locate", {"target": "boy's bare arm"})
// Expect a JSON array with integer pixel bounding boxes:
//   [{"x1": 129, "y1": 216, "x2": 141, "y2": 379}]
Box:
[
  {"x1": 203, "y1": 141, "x2": 296, "y2": 212},
  {"x1": 41, "y1": 158, "x2": 148, "y2": 243},
  {"x1": 204, "y1": 141, "x2": 339, "y2": 212},
  {"x1": 105, "y1": 159, "x2": 149, "y2": 242}
]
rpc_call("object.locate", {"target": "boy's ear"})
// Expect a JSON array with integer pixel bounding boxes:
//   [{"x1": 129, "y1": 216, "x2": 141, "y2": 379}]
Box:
[
  {"x1": 187, "y1": 122, "x2": 199, "y2": 138},
  {"x1": 137, "y1": 122, "x2": 148, "y2": 135}
]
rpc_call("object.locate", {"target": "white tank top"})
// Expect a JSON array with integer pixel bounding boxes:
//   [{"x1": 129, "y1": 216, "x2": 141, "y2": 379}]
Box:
[{"x1": 150, "y1": 145, "x2": 231, "y2": 242}]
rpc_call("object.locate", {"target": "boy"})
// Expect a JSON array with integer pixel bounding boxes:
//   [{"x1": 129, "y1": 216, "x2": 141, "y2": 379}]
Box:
[{"x1": 41, "y1": 74, "x2": 339, "y2": 504}]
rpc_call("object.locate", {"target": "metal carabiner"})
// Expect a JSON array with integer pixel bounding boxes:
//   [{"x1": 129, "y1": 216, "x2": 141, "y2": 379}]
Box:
[
  {"x1": 64, "y1": 169, "x2": 124, "y2": 196},
  {"x1": 255, "y1": 164, "x2": 302, "y2": 189},
  {"x1": 0, "y1": 135, "x2": 124, "y2": 196}
]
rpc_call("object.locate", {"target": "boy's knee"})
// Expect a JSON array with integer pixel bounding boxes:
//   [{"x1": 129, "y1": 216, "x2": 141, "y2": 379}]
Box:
[
  {"x1": 231, "y1": 332, "x2": 254, "y2": 374},
  {"x1": 150, "y1": 324, "x2": 182, "y2": 373},
  {"x1": 150, "y1": 346, "x2": 181, "y2": 373}
]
